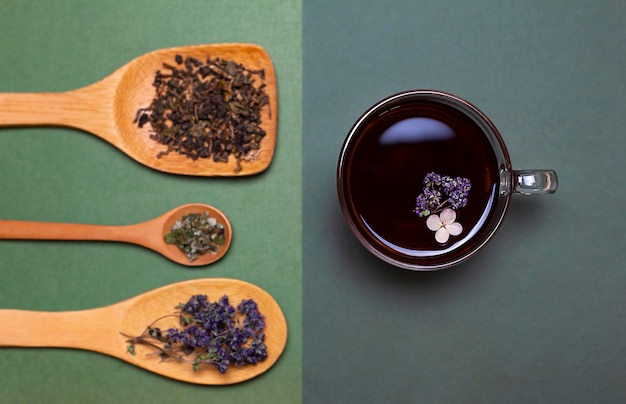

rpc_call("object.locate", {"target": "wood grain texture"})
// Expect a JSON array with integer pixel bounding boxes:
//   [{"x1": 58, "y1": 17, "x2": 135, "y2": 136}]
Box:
[
  {"x1": 0, "y1": 278, "x2": 287, "y2": 385},
  {"x1": 0, "y1": 43, "x2": 277, "y2": 176}
]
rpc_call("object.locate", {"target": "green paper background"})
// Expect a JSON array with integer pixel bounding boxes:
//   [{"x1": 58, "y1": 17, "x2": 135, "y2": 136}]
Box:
[
  {"x1": 303, "y1": 0, "x2": 626, "y2": 403},
  {"x1": 0, "y1": 0, "x2": 301, "y2": 403}
]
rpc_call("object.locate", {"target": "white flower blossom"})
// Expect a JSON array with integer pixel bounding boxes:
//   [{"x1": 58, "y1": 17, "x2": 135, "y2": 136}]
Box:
[{"x1": 426, "y1": 208, "x2": 463, "y2": 243}]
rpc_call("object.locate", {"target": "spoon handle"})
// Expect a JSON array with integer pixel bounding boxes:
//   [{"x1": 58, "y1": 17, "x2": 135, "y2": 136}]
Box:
[
  {"x1": 0, "y1": 220, "x2": 138, "y2": 243},
  {"x1": 0, "y1": 72, "x2": 121, "y2": 144},
  {"x1": 0, "y1": 87, "x2": 108, "y2": 127},
  {"x1": 0, "y1": 307, "x2": 120, "y2": 351}
]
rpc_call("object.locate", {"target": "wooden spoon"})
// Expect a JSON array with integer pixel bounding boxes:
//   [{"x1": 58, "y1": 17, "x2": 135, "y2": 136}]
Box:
[
  {"x1": 0, "y1": 278, "x2": 287, "y2": 384},
  {"x1": 0, "y1": 203, "x2": 232, "y2": 266},
  {"x1": 0, "y1": 43, "x2": 277, "y2": 176}
]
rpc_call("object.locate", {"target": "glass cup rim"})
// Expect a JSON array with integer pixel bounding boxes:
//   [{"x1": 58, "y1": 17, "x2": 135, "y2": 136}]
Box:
[{"x1": 337, "y1": 89, "x2": 513, "y2": 270}]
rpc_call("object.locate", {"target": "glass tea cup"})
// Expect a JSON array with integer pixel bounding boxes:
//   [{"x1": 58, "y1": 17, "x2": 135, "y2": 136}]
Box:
[{"x1": 337, "y1": 90, "x2": 557, "y2": 271}]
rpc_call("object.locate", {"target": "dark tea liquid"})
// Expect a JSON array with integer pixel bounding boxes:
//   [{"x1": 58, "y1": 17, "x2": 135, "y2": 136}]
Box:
[{"x1": 341, "y1": 97, "x2": 502, "y2": 267}]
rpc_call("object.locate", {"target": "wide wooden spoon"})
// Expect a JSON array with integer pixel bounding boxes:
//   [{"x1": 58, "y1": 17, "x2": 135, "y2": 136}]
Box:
[
  {"x1": 0, "y1": 43, "x2": 277, "y2": 176},
  {"x1": 0, "y1": 278, "x2": 287, "y2": 385},
  {"x1": 0, "y1": 203, "x2": 232, "y2": 266}
]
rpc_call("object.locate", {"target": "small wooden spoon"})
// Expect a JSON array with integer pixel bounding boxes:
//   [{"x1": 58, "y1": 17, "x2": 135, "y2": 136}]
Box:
[
  {"x1": 0, "y1": 203, "x2": 232, "y2": 266},
  {"x1": 0, "y1": 278, "x2": 287, "y2": 385},
  {"x1": 0, "y1": 43, "x2": 277, "y2": 176}
]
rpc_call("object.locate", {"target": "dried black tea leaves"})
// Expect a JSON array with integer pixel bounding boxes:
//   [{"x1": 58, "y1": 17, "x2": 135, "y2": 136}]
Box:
[
  {"x1": 165, "y1": 212, "x2": 226, "y2": 262},
  {"x1": 135, "y1": 54, "x2": 270, "y2": 172}
]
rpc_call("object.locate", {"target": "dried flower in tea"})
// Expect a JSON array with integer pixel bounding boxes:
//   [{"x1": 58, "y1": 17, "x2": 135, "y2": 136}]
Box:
[
  {"x1": 414, "y1": 172, "x2": 472, "y2": 244},
  {"x1": 134, "y1": 54, "x2": 270, "y2": 172},
  {"x1": 123, "y1": 294, "x2": 267, "y2": 373},
  {"x1": 165, "y1": 212, "x2": 226, "y2": 262}
]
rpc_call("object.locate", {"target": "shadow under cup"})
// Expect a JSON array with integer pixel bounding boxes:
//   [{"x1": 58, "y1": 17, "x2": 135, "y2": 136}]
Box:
[{"x1": 337, "y1": 90, "x2": 556, "y2": 271}]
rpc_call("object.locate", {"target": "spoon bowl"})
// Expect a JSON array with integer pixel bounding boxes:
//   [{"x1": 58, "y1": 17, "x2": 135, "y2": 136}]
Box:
[
  {"x1": 156, "y1": 203, "x2": 233, "y2": 266},
  {"x1": 0, "y1": 203, "x2": 232, "y2": 266},
  {"x1": 0, "y1": 278, "x2": 287, "y2": 384},
  {"x1": 0, "y1": 44, "x2": 277, "y2": 176}
]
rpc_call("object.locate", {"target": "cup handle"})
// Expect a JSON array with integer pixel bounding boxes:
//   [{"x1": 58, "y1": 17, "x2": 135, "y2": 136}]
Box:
[{"x1": 513, "y1": 169, "x2": 558, "y2": 195}]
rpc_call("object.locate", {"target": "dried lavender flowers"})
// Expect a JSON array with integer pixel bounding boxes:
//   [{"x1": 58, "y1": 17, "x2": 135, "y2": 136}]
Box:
[
  {"x1": 165, "y1": 212, "x2": 226, "y2": 262},
  {"x1": 414, "y1": 172, "x2": 471, "y2": 218},
  {"x1": 124, "y1": 294, "x2": 267, "y2": 373},
  {"x1": 414, "y1": 172, "x2": 472, "y2": 244},
  {"x1": 135, "y1": 54, "x2": 270, "y2": 172}
]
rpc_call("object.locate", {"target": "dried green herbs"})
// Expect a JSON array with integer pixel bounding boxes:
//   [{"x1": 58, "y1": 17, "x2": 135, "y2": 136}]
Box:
[
  {"x1": 135, "y1": 54, "x2": 270, "y2": 172},
  {"x1": 165, "y1": 212, "x2": 226, "y2": 262},
  {"x1": 123, "y1": 294, "x2": 267, "y2": 373}
]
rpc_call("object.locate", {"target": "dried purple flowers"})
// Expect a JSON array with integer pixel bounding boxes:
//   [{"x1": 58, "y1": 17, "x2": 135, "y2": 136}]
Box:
[
  {"x1": 414, "y1": 172, "x2": 471, "y2": 243},
  {"x1": 134, "y1": 54, "x2": 270, "y2": 172},
  {"x1": 123, "y1": 294, "x2": 267, "y2": 373}
]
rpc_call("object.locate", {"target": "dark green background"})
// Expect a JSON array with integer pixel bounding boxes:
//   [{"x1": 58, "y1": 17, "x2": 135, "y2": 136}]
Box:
[
  {"x1": 0, "y1": 1, "x2": 301, "y2": 403},
  {"x1": 2, "y1": 0, "x2": 626, "y2": 403},
  {"x1": 303, "y1": 0, "x2": 626, "y2": 403}
]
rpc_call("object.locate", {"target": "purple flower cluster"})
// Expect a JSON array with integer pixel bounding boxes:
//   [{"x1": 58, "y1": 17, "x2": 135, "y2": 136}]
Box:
[
  {"x1": 125, "y1": 294, "x2": 267, "y2": 374},
  {"x1": 414, "y1": 172, "x2": 471, "y2": 217}
]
